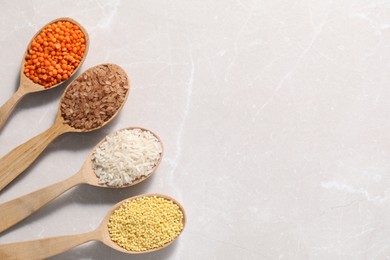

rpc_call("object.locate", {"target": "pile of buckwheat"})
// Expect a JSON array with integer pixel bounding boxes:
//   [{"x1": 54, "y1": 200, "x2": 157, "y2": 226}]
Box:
[{"x1": 60, "y1": 64, "x2": 129, "y2": 130}]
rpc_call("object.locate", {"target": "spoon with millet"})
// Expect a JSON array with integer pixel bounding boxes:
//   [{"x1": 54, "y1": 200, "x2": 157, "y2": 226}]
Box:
[
  {"x1": 0, "y1": 194, "x2": 186, "y2": 259},
  {"x1": 0, "y1": 17, "x2": 89, "y2": 129}
]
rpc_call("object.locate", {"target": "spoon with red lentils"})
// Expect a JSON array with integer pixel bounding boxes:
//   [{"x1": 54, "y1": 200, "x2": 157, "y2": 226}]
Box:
[
  {"x1": 0, "y1": 64, "x2": 130, "y2": 191},
  {"x1": 0, "y1": 17, "x2": 89, "y2": 129},
  {"x1": 0, "y1": 194, "x2": 186, "y2": 259}
]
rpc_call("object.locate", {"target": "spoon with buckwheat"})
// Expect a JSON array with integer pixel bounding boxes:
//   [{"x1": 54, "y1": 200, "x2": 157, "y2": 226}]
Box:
[{"x1": 0, "y1": 63, "x2": 130, "y2": 191}]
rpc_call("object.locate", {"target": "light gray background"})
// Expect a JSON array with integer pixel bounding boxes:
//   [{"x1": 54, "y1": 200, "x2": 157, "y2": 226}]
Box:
[{"x1": 1, "y1": 0, "x2": 390, "y2": 259}]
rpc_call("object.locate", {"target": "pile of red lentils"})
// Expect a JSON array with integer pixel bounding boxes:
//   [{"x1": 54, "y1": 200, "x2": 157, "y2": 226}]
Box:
[{"x1": 24, "y1": 20, "x2": 86, "y2": 88}]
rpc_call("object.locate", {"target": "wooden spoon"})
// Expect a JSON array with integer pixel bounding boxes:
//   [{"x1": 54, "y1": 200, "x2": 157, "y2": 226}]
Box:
[
  {"x1": 0, "y1": 17, "x2": 90, "y2": 129},
  {"x1": 0, "y1": 64, "x2": 130, "y2": 192},
  {"x1": 0, "y1": 127, "x2": 163, "y2": 233},
  {"x1": 0, "y1": 194, "x2": 185, "y2": 259}
]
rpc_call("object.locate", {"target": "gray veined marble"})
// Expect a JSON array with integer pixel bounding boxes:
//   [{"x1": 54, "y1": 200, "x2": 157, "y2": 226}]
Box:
[{"x1": 1, "y1": 0, "x2": 390, "y2": 259}]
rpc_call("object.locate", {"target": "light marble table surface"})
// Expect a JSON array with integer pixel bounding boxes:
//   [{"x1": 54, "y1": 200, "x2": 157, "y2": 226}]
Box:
[{"x1": 1, "y1": 0, "x2": 390, "y2": 259}]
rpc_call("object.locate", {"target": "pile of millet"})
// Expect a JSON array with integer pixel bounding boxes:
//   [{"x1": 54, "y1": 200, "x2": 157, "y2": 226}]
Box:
[{"x1": 108, "y1": 196, "x2": 184, "y2": 252}]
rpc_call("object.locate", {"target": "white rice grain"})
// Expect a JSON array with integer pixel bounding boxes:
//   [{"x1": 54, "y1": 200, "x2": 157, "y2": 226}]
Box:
[{"x1": 92, "y1": 128, "x2": 162, "y2": 187}]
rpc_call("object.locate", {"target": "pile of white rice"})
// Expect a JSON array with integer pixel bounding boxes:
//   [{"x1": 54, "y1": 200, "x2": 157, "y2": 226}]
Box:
[{"x1": 92, "y1": 128, "x2": 162, "y2": 187}]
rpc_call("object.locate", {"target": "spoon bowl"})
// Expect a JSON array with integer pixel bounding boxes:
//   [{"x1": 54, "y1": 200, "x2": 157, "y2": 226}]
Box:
[
  {"x1": 0, "y1": 194, "x2": 186, "y2": 259},
  {"x1": 57, "y1": 63, "x2": 130, "y2": 133},
  {"x1": 82, "y1": 127, "x2": 163, "y2": 187},
  {"x1": 98, "y1": 194, "x2": 186, "y2": 254},
  {"x1": 0, "y1": 127, "x2": 162, "y2": 233},
  {"x1": 0, "y1": 64, "x2": 130, "y2": 191},
  {"x1": 0, "y1": 17, "x2": 89, "y2": 129}
]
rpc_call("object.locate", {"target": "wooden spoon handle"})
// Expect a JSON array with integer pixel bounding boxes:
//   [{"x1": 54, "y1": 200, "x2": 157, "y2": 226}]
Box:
[
  {"x1": 0, "y1": 231, "x2": 99, "y2": 260},
  {"x1": 0, "y1": 171, "x2": 84, "y2": 233},
  {"x1": 0, "y1": 88, "x2": 26, "y2": 129},
  {"x1": 0, "y1": 123, "x2": 67, "y2": 191}
]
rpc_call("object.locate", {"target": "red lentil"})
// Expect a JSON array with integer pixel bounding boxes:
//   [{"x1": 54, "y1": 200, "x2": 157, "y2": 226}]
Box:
[{"x1": 24, "y1": 20, "x2": 86, "y2": 88}]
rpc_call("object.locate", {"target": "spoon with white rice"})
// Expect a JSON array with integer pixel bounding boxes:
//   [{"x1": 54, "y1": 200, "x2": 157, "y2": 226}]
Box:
[{"x1": 0, "y1": 127, "x2": 163, "y2": 233}]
